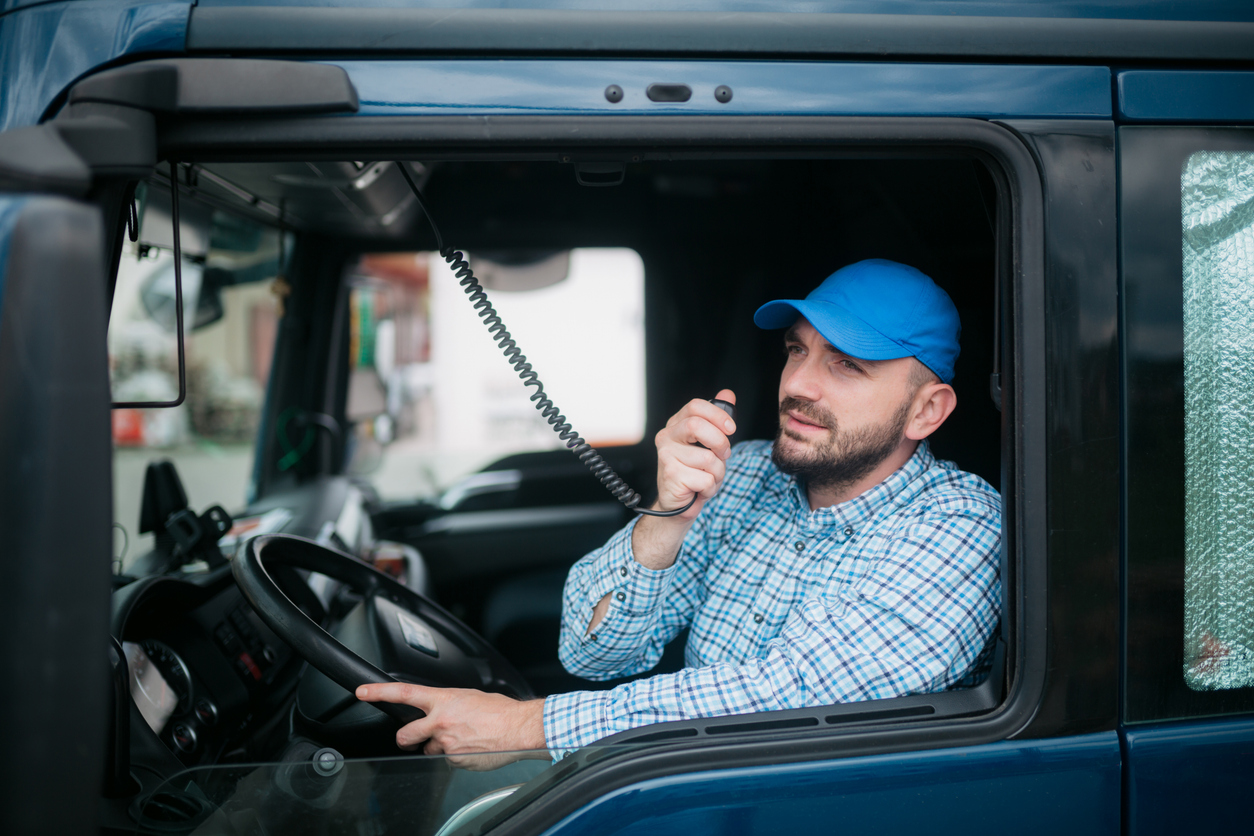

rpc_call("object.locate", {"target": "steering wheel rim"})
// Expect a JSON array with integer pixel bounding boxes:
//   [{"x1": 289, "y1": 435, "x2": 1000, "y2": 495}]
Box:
[{"x1": 233, "y1": 533, "x2": 531, "y2": 727}]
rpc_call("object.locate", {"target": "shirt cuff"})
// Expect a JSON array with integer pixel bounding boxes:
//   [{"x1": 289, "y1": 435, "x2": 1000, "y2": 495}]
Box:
[{"x1": 544, "y1": 689, "x2": 613, "y2": 754}]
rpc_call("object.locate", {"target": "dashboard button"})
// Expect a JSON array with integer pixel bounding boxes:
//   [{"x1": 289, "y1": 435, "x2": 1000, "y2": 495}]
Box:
[
  {"x1": 171, "y1": 723, "x2": 198, "y2": 754},
  {"x1": 194, "y1": 699, "x2": 218, "y2": 727}
]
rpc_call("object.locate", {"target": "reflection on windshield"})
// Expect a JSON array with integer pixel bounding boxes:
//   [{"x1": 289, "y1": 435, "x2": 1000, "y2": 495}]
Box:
[{"x1": 129, "y1": 748, "x2": 626, "y2": 836}]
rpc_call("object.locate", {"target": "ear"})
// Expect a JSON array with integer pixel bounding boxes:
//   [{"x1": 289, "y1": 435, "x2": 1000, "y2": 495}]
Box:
[{"x1": 904, "y1": 382, "x2": 957, "y2": 441}]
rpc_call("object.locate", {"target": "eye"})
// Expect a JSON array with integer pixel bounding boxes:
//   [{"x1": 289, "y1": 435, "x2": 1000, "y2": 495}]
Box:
[
  {"x1": 784, "y1": 344, "x2": 804, "y2": 357},
  {"x1": 840, "y1": 358, "x2": 863, "y2": 373}
]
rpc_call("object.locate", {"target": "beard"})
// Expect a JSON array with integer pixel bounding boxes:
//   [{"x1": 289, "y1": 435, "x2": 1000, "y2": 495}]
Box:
[{"x1": 771, "y1": 395, "x2": 912, "y2": 494}]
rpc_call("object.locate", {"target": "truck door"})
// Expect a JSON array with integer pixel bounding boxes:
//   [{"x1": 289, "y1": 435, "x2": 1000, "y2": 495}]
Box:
[{"x1": 1120, "y1": 73, "x2": 1254, "y2": 834}]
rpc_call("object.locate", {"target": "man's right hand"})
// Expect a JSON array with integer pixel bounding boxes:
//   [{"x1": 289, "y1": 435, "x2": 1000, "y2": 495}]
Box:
[{"x1": 652, "y1": 388, "x2": 737, "y2": 521}]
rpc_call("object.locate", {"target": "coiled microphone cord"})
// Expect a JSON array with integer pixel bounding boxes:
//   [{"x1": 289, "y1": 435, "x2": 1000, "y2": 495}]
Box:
[{"x1": 396, "y1": 163, "x2": 695, "y2": 517}]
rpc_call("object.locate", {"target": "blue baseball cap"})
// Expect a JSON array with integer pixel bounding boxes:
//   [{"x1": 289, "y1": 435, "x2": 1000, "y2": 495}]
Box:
[{"x1": 753, "y1": 259, "x2": 961, "y2": 384}]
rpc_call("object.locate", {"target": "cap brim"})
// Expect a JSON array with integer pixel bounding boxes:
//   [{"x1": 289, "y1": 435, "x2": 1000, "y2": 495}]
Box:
[{"x1": 753, "y1": 299, "x2": 911, "y2": 361}]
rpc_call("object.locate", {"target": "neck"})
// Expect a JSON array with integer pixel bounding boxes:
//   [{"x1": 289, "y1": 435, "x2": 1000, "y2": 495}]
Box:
[{"x1": 805, "y1": 439, "x2": 920, "y2": 510}]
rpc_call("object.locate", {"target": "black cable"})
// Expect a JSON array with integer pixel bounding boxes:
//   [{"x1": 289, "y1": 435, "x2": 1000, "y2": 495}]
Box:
[{"x1": 395, "y1": 162, "x2": 695, "y2": 517}]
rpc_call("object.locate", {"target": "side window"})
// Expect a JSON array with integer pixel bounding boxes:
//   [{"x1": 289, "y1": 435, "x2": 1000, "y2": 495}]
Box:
[
  {"x1": 1124, "y1": 128, "x2": 1254, "y2": 720},
  {"x1": 108, "y1": 187, "x2": 283, "y2": 567},
  {"x1": 343, "y1": 248, "x2": 646, "y2": 500},
  {"x1": 1182, "y1": 151, "x2": 1254, "y2": 692}
]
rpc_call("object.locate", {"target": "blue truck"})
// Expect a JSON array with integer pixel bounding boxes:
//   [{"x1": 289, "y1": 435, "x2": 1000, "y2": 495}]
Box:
[{"x1": 1, "y1": 2, "x2": 1253, "y2": 834}]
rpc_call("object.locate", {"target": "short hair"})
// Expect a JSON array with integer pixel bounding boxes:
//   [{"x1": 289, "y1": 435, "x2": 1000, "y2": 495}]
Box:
[{"x1": 909, "y1": 358, "x2": 940, "y2": 392}]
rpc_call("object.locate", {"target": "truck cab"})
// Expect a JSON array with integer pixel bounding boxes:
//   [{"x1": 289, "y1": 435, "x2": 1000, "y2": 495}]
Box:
[{"x1": 0, "y1": 2, "x2": 1251, "y2": 834}]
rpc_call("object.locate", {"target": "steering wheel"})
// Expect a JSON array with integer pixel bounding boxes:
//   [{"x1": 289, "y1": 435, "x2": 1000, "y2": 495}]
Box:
[{"x1": 233, "y1": 534, "x2": 532, "y2": 736}]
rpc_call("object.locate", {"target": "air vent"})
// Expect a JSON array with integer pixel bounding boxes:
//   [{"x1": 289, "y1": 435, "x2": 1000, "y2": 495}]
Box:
[
  {"x1": 131, "y1": 788, "x2": 214, "y2": 833},
  {"x1": 704, "y1": 716, "x2": 819, "y2": 735},
  {"x1": 825, "y1": 704, "x2": 935, "y2": 725}
]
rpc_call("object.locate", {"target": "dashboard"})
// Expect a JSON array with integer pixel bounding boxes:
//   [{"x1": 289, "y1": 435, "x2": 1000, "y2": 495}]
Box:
[
  {"x1": 113, "y1": 566, "x2": 306, "y2": 771},
  {"x1": 111, "y1": 476, "x2": 421, "y2": 783}
]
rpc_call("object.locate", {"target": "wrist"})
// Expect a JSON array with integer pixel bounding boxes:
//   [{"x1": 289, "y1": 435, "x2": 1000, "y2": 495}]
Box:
[
  {"x1": 631, "y1": 514, "x2": 692, "y2": 571},
  {"x1": 519, "y1": 698, "x2": 547, "y2": 750}
]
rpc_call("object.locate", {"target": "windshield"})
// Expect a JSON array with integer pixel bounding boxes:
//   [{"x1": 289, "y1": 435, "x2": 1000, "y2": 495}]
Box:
[
  {"x1": 344, "y1": 248, "x2": 646, "y2": 501},
  {"x1": 127, "y1": 747, "x2": 637, "y2": 836}
]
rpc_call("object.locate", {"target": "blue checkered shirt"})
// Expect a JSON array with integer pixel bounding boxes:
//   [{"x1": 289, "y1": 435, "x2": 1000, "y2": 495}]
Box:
[{"x1": 542, "y1": 439, "x2": 1001, "y2": 752}]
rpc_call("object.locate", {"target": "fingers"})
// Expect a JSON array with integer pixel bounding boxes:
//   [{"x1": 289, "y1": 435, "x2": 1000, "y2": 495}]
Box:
[
  {"x1": 667, "y1": 398, "x2": 737, "y2": 439},
  {"x1": 398, "y1": 716, "x2": 437, "y2": 751},
  {"x1": 356, "y1": 681, "x2": 435, "y2": 711},
  {"x1": 358, "y1": 682, "x2": 440, "y2": 750},
  {"x1": 666, "y1": 444, "x2": 726, "y2": 492},
  {"x1": 653, "y1": 393, "x2": 737, "y2": 514},
  {"x1": 661, "y1": 414, "x2": 733, "y2": 463}
]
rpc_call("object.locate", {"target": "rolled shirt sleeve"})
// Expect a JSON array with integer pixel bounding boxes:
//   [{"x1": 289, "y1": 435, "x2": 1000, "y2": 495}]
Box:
[
  {"x1": 557, "y1": 491, "x2": 724, "y2": 680},
  {"x1": 556, "y1": 516, "x2": 681, "y2": 679}
]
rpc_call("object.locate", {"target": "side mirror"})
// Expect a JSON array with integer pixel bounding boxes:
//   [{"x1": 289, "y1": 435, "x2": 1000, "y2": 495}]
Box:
[{"x1": 139, "y1": 258, "x2": 205, "y2": 333}]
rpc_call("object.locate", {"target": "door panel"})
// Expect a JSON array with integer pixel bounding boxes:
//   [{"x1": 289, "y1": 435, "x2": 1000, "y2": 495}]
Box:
[
  {"x1": 547, "y1": 733, "x2": 1121, "y2": 836},
  {"x1": 1125, "y1": 719, "x2": 1254, "y2": 835},
  {"x1": 1120, "y1": 125, "x2": 1254, "y2": 832}
]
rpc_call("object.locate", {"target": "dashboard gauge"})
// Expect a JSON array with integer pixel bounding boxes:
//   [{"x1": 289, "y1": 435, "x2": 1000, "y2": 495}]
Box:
[{"x1": 139, "y1": 640, "x2": 193, "y2": 718}]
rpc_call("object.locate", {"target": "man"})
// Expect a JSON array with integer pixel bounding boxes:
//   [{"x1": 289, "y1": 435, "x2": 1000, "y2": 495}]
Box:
[{"x1": 358, "y1": 258, "x2": 1002, "y2": 757}]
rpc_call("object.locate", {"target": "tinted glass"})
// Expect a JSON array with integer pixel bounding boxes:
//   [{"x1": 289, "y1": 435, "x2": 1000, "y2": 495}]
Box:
[{"x1": 1123, "y1": 127, "x2": 1254, "y2": 721}]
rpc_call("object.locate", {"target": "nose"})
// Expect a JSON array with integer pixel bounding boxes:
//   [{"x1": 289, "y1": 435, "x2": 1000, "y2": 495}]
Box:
[{"x1": 781, "y1": 352, "x2": 823, "y2": 403}]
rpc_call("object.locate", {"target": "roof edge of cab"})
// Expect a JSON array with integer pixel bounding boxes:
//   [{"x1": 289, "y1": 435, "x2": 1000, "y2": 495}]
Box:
[{"x1": 187, "y1": 8, "x2": 1254, "y2": 64}]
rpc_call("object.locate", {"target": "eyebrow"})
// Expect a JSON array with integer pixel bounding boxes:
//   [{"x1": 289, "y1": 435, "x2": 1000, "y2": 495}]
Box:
[
  {"x1": 783, "y1": 326, "x2": 839, "y2": 356},
  {"x1": 783, "y1": 327, "x2": 882, "y2": 370}
]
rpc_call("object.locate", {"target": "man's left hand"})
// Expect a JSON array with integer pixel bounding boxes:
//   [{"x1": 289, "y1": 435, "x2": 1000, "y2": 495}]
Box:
[{"x1": 356, "y1": 683, "x2": 546, "y2": 762}]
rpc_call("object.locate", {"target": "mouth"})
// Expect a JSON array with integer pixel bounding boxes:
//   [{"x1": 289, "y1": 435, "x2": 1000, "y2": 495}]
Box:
[{"x1": 783, "y1": 410, "x2": 829, "y2": 435}]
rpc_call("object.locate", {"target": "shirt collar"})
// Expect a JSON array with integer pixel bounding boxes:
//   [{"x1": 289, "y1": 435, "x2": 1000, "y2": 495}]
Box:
[{"x1": 783, "y1": 441, "x2": 935, "y2": 531}]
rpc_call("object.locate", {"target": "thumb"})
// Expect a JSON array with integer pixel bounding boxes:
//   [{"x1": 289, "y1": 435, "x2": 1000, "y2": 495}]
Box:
[{"x1": 715, "y1": 388, "x2": 736, "y2": 405}]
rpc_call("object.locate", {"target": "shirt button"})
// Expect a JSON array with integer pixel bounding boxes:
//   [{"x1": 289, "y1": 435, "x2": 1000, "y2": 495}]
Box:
[
  {"x1": 589, "y1": 633, "x2": 599, "y2": 642},
  {"x1": 794, "y1": 540, "x2": 806, "y2": 552},
  {"x1": 753, "y1": 613, "x2": 764, "y2": 624},
  {"x1": 843, "y1": 526, "x2": 854, "y2": 536},
  {"x1": 616, "y1": 592, "x2": 626, "y2": 601},
  {"x1": 620, "y1": 566, "x2": 628, "y2": 577}
]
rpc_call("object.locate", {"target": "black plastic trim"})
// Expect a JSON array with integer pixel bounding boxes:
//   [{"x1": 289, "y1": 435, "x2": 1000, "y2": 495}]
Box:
[
  {"x1": 68, "y1": 59, "x2": 358, "y2": 116},
  {"x1": 598, "y1": 640, "x2": 1004, "y2": 748},
  {"x1": 186, "y1": 9, "x2": 1254, "y2": 64},
  {"x1": 0, "y1": 197, "x2": 113, "y2": 836}
]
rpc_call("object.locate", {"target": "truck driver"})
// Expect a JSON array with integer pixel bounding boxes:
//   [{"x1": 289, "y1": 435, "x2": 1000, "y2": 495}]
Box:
[{"x1": 357, "y1": 258, "x2": 1002, "y2": 758}]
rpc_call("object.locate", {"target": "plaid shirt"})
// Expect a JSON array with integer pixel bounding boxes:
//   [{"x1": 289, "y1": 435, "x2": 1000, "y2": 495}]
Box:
[{"x1": 542, "y1": 439, "x2": 1001, "y2": 752}]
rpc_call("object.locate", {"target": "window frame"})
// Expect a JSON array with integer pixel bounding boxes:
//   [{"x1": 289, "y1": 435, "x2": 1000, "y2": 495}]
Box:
[{"x1": 154, "y1": 113, "x2": 1047, "y2": 829}]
